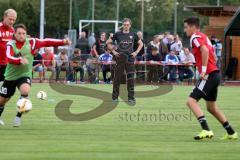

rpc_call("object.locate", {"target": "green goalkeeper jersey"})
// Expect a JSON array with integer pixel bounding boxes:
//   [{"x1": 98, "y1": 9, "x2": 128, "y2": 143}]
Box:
[{"x1": 4, "y1": 38, "x2": 33, "y2": 80}]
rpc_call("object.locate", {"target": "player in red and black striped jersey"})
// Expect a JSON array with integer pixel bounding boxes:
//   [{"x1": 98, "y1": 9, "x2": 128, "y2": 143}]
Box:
[
  {"x1": 184, "y1": 16, "x2": 238, "y2": 140},
  {"x1": 0, "y1": 9, "x2": 16, "y2": 82}
]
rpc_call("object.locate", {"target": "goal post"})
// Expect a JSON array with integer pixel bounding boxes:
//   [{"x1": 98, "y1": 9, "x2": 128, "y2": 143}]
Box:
[{"x1": 79, "y1": 20, "x2": 121, "y2": 37}]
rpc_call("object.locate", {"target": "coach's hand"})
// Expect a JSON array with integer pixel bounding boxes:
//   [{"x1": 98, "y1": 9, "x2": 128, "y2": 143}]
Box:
[
  {"x1": 112, "y1": 50, "x2": 120, "y2": 57},
  {"x1": 130, "y1": 52, "x2": 137, "y2": 58},
  {"x1": 20, "y1": 57, "x2": 29, "y2": 65}
]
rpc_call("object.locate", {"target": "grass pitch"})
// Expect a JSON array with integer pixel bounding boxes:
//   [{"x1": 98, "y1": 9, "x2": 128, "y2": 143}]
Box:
[{"x1": 0, "y1": 83, "x2": 239, "y2": 160}]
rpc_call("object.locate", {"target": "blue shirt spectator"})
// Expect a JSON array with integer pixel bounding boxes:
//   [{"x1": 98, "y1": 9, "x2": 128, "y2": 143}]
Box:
[
  {"x1": 165, "y1": 51, "x2": 179, "y2": 64},
  {"x1": 99, "y1": 51, "x2": 113, "y2": 62},
  {"x1": 98, "y1": 48, "x2": 113, "y2": 83}
]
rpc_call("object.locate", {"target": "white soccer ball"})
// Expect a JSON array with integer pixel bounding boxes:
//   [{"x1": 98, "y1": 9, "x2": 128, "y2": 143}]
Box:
[
  {"x1": 36, "y1": 91, "x2": 47, "y2": 100},
  {"x1": 16, "y1": 98, "x2": 32, "y2": 113}
]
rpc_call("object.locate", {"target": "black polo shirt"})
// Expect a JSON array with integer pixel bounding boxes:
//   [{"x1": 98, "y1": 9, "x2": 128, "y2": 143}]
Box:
[{"x1": 112, "y1": 31, "x2": 139, "y2": 56}]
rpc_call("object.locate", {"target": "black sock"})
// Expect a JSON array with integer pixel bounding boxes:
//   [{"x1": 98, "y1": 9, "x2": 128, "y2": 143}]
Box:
[
  {"x1": 197, "y1": 116, "x2": 210, "y2": 131},
  {"x1": 20, "y1": 94, "x2": 28, "y2": 99},
  {"x1": 0, "y1": 105, "x2": 5, "y2": 117},
  {"x1": 223, "y1": 121, "x2": 235, "y2": 135},
  {"x1": 16, "y1": 112, "x2": 22, "y2": 118}
]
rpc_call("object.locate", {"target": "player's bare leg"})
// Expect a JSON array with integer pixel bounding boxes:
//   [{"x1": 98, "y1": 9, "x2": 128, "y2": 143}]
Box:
[
  {"x1": 186, "y1": 97, "x2": 204, "y2": 118},
  {"x1": 39, "y1": 71, "x2": 43, "y2": 83},
  {"x1": 206, "y1": 101, "x2": 238, "y2": 139},
  {"x1": 13, "y1": 83, "x2": 31, "y2": 127},
  {"x1": 187, "y1": 97, "x2": 213, "y2": 140},
  {"x1": 0, "y1": 97, "x2": 10, "y2": 125},
  {"x1": 206, "y1": 101, "x2": 226, "y2": 123}
]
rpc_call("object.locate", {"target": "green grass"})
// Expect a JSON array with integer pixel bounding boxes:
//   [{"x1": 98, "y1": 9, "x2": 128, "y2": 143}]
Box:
[{"x1": 0, "y1": 84, "x2": 239, "y2": 160}]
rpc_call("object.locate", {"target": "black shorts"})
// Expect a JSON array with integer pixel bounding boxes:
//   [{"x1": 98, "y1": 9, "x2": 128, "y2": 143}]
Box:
[
  {"x1": 0, "y1": 77, "x2": 31, "y2": 98},
  {"x1": 0, "y1": 65, "x2": 6, "y2": 81},
  {"x1": 190, "y1": 71, "x2": 220, "y2": 102}
]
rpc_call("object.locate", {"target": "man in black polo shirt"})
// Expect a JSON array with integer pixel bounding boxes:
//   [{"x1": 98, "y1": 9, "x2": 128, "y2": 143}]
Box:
[{"x1": 106, "y1": 18, "x2": 143, "y2": 105}]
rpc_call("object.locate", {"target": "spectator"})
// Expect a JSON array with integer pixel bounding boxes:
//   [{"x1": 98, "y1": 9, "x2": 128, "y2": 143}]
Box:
[
  {"x1": 158, "y1": 34, "x2": 169, "y2": 60},
  {"x1": 162, "y1": 32, "x2": 170, "y2": 46},
  {"x1": 147, "y1": 35, "x2": 160, "y2": 55},
  {"x1": 146, "y1": 47, "x2": 161, "y2": 82},
  {"x1": 88, "y1": 32, "x2": 96, "y2": 48},
  {"x1": 173, "y1": 34, "x2": 183, "y2": 54},
  {"x1": 69, "y1": 48, "x2": 84, "y2": 83},
  {"x1": 75, "y1": 31, "x2": 91, "y2": 60},
  {"x1": 167, "y1": 34, "x2": 177, "y2": 53},
  {"x1": 135, "y1": 31, "x2": 145, "y2": 81},
  {"x1": 55, "y1": 49, "x2": 69, "y2": 82},
  {"x1": 211, "y1": 35, "x2": 217, "y2": 47},
  {"x1": 147, "y1": 35, "x2": 168, "y2": 81},
  {"x1": 42, "y1": 47, "x2": 56, "y2": 80},
  {"x1": 215, "y1": 39, "x2": 222, "y2": 70},
  {"x1": 32, "y1": 49, "x2": 44, "y2": 83},
  {"x1": 93, "y1": 32, "x2": 107, "y2": 57},
  {"x1": 211, "y1": 35, "x2": 222, "y2": 69},
  {"x1": 86, "y1": 55, "x2": 99, "y2": 84},
  {"x1": 179, "y1": 48, "x2": 195, "y2": 81},
  {"x1": 98, "y1": 46, "x2": 113, "y2": 83},
  {"x1": 165, "y1": 50, "x2": 179, "y2": 82}
]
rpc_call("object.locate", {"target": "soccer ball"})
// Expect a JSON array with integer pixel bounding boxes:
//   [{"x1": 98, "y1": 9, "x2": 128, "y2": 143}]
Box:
[
  {"x1": 37, "y1": 91, "x2": 47, "y2": 100},
  {"x1": 16, "y1": 98, "x2": 32, "y2": 113}
]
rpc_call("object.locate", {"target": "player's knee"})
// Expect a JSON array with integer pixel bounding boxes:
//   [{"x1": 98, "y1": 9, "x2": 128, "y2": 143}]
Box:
[
  {"x1": 207, "y1": 106, "x2": 217, "y2": 114},
  {"x1": 0, "y1": 97, "x2": 8, "y2": 105},
  {"x1": 207, "y1": 105, "x2": 216, "y2": 114},
  {"x1": 186, "y1": 98, "x2": 196, "y2": 107},
  {"x1": 207, "y1": 106, "x2": 212, "y2": 113},
  {"x1": 186, "y1": 99, "x2": 191, "y2": 107},
  {"x1": 206, "y1": 102, "x2": 217, "y2": 113},
  {"x1": 20, "y1": 87, "x2": 30, "y2": 96}
]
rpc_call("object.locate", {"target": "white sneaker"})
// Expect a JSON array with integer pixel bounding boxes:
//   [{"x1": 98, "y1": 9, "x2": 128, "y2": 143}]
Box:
[
  {"x1": 0, "y1": 118, "x2": 5, "y2": 125},
  {"x1": 13, "y1": 117, "x2": 21, "y2": 127}
]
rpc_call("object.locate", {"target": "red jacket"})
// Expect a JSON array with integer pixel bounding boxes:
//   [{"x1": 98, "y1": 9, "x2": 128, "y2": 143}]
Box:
[
  {"x1": 6, "y1": 38, "x2": 65, "y2": 65},
  {"x1": 0, "y1": 22, "x2": 14, "y2": 65},
  {"x1": 190, "y1": 31, "x2": 218, "y2": 74}
]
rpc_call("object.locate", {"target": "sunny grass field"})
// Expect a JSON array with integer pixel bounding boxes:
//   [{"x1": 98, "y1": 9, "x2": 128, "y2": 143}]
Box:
[{"x1": 0, "y1": 83, "x2": 239, "y2": 160}]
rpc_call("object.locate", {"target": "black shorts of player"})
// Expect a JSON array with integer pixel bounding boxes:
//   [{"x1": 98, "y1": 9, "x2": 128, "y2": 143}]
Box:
[
  {"x1": 190, "y1": 70, "x2": 220, "y2": 102},
  {"x1": 0, "y1": 65, "x2": 6, "y2": 81},
  {"x1": 0, "y1": 77, "x2": 31, "y2": 98}
]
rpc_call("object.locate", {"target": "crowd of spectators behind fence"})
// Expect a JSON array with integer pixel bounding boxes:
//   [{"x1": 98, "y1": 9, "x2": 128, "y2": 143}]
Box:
[{"x1": 32, "y1": 31, "x2": 222, "y2": 84}]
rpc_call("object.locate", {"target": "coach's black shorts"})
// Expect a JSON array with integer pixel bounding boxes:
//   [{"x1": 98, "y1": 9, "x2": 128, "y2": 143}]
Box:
[
  {"x1": 190, "y1": 71, "x2": 220, "y2": 102},
  {"x1": 0, "y1": 65, "x2": 6, "y2": 81},
  {"x1": 0, "y1": 77, "x2": 31, "y2": 98}
]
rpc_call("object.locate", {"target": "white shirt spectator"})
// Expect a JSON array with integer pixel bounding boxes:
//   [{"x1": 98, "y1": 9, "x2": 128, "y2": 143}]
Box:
[
  {"x1": 172, "y1": 40, "x2": 183, "y2": 52},
  {"x1": 162, "y1": 37, "x2": 169, "y2": 46},
  {"x1": 149, "y1": 41, "x2": 160, "y2": 53},
  {"x1": 55, "y1": 53, "x2": 68, "y2": 67},
  {"x1": 179, "y1": 49, "x2": 195, "y2": 63}
]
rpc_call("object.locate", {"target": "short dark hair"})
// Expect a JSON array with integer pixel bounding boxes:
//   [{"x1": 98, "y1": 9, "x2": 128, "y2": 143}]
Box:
[
  {"x1": 122, "y1": 18, "x2": 132, "y2": 25},
  {"x1": 100, "y1": 32, "x2": 106, "y2": 35},
  {"x1": 74, "y1": 48, "x2": 81, "y2": 54},
  {"x1": 184, "y1": 16, "x2": 200, "y2": 28},
  {"x1": 14, "y1": 24, "x2": 27, "y2": 32}
]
